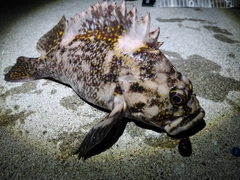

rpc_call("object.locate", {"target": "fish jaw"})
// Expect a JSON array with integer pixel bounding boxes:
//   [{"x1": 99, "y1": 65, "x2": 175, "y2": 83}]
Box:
[
  {"x1": 145, "y1": 90, "x2": 206, "y2": 136},
  {"x1": 164, "y1": 107, "x2": 205, "y2": 135},
  {"x1": 163, "y1": 92, "x2": 205, "y2": 135}
]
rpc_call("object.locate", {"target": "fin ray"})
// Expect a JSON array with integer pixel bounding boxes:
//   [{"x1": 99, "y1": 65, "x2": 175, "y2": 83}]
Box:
[
  {"x1": 36, "y1": 16, "x2": 66, "y2": 54},
  {"x1": 75, "y1": 96, "x2": 127, "y2": 160},
  {"x1": 74, "y1": 112, "x2": 127, "y2": 160},
  {"x1": 60, "y1": 1, "x2": 161, "y2": 50}
]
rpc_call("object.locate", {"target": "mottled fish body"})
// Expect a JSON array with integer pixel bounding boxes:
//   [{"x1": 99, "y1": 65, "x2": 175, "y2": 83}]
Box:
[{"x1": 5, "y1": 1, "x2": 205, "y2": 160}]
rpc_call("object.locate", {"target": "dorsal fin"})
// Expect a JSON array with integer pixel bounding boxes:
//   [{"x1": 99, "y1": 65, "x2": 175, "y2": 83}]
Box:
[
  {"x1": 148, "y1": 27, "x2": 162, "y2": 48},
  {"x1": 47, "y1": 1, "x2": 162, "y2": 52},
  {"x1": 36, "y1": 16, "x2": 66, "y2": 54}
]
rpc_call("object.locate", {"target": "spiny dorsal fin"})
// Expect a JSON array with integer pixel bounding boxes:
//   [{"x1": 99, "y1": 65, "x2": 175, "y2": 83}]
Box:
[
  {"x1": 60, "y1": 1, "x2": 163, "y2": 51},
  {"x1": 36, "y1": 16, "x2": 66, "y2": 54}
]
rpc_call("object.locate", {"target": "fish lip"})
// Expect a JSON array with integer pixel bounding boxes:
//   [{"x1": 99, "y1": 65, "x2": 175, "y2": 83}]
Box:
[
  {"x1": 166, "y1": 108, "x2": 205, "y2": 135},
  {"x1": 182, "y1": 108, "x2": 205, "y2": 126}
]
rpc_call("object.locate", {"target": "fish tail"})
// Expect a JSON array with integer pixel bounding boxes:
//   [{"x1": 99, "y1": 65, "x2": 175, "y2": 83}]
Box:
[{"x1": 4, "y1": 56, "x2": 42, "y2": 82}]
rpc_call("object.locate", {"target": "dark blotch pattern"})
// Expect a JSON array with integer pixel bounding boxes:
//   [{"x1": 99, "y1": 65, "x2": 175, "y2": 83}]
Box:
[
  {"x1": 129, "y1": 82, "x2": 146, "y2": 93},
  {"x1": 130, "y1": 102, "x2": 146, "y2": 112}
]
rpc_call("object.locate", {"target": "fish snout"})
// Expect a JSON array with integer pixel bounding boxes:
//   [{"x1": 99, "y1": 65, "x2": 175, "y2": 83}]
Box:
[{"x1": 164, "y1": 94, "x2": 205, "y2": 135}]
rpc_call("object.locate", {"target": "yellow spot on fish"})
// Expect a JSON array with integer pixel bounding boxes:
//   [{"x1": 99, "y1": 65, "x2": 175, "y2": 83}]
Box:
[{"x1": 97, "y1": 34, "x2": 101, "y2": 39}]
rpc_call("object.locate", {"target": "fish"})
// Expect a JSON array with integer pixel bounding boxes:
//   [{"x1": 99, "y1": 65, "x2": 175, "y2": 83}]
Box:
[{"x1": 4, "y1": 1, "x2": 205, "y2": 160}]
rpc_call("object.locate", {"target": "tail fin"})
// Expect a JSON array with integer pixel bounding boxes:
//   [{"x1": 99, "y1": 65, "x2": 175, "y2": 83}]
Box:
[{"x1": 4, "y1": 56, "x2": 42, "y2": 82}]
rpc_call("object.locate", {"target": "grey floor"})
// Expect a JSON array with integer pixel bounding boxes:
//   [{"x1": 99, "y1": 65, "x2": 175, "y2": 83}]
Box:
[{"x1": 1, "y1": 0, "x2": 240, "y2": 179}]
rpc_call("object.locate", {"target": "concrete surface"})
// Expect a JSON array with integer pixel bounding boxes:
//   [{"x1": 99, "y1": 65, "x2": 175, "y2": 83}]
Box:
[{"x1": 1, "y1": 0, "x2": 240, "y2": 179}]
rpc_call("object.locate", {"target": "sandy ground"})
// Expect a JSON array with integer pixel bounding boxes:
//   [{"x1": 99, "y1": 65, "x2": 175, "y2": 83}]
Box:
[{"x1": 0, "y1": 0, "x2": 240, "y2": 179}]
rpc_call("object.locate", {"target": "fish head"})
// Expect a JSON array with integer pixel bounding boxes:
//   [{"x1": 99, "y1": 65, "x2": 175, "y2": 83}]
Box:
[
  {"x1": 161, "y1": 80, "x2": 205, "y2": 136},
  {"x1": 119, "y1": 54, "x2": 205, "y2": 136}
]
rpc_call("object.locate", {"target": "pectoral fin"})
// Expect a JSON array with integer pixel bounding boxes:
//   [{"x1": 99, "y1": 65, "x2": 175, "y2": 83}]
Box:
[{"x1": 75, "y1": 96, "x2": 127, "y2": 160}]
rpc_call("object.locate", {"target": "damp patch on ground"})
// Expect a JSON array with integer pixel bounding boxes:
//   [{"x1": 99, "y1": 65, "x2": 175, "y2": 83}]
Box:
[
  {"x1": 157, "y1": 17, "x2": 239, "y2": 44},
  {"x1": 163, "y1": 50, "x2": 240, "y2": 103},
  {"x1": 60, "y1": 94, "x2": 85, "y2": 111},
  {"x1": 156, "y1": 17, "x2": 214, "y2": 24},
  {"x1": 203, "y1": 25, "x2": 232, "y2": 35},
  {"x1": 0, "y1": 108, "x2": 34, "y2": 127},
  {"x1": 1, "y1": 82, "x2": 41, "y2": 101},
  {"x1": 213, "y1": 34, "x2": 239, "y2": 44}
]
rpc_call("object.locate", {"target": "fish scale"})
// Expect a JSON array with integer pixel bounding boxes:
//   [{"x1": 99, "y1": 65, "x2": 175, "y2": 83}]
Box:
[{"x1": 4, "y1": 1, "x2": 205, "y2": 160}]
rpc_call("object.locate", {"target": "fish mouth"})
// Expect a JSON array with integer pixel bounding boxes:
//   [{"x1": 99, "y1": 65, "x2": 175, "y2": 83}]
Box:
[{"x1": 164, "y1": 108, "x2": 205, "y2": 136}]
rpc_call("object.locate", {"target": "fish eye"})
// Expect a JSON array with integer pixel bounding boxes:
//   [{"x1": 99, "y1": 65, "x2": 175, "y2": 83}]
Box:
[{"x1": 170, "y1": 92, "x2": 186, "y2": 106}]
